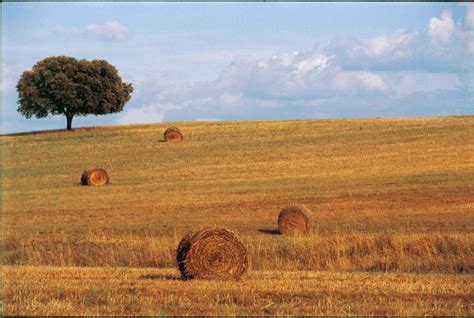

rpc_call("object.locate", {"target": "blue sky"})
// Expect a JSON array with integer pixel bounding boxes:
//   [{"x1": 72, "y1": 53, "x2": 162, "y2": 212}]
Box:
[{"x1": 2, "y1": 2, "x2": 473, "y2": 133}]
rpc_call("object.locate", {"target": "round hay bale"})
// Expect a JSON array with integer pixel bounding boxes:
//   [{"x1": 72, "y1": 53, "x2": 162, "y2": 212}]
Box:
[
  {"x1": 81, "y1": 168, "x2": 109, "y2": 186},
  {"x1": 164, "y1": 126, "x2": 183, "y2": 142},
  {"x1": 176, "y1": 226, "x2": 248, "y2": 280},
  {"x1": 278, "y1": 205, "x2": 311, "y2": 235}
]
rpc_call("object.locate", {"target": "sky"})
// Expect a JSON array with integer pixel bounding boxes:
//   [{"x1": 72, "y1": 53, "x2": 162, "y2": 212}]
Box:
[{"x1": 1, "y1": 2, "x2": 473, "y2": 133}]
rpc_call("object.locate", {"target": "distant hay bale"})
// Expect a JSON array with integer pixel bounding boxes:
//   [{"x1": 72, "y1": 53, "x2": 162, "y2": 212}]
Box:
[
  {"x1": 278, "y1": 205, "x2": 311, "y2": 235},
  {"x1": 176, "y1": 226, "x2": 248, "y2": 280},
  {"x1": 164, "y1": 126, "x2": 183, "y2": 142},
  {"x1": 81, "y1": 168, "x2": 109, "y2": 186}
]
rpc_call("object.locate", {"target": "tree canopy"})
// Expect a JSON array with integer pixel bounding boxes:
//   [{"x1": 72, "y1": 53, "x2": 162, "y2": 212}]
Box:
[{"x1": 17, "y1": 56, "x2": 133, "y2": 130}]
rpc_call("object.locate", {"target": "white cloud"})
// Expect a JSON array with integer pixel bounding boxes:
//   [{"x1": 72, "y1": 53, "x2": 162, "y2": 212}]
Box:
[
  {"x1": 459, "y1": 5, "x2": 474, "y2": 54},
  {"x1": 218, "y1": 50, "x2": 389, "y2": 98},
  {"x1": 218, "y1": 93, "x2": 242, "y2": 107},
  {"x1": 85, "y1": 21, "x2": 129, "y2": 42},
  {"x1": 269, "y1": 51, "x2": 296, "y2": 67},
  {"x1": 255, "y1": 99, "x2": 280, "y2": 108},
  {"x1": 115, "y1": 104, "x2": 164, "y2": 125},
  {"x1": 364, "y1": 30, "x2": 416, "y2": 59},
  {"x1": 328, "y1": 30, "x2": 418, "y2": 69},
  {"x1": 53, "y1": 24, "x2": 81, "y2": 35},
  {"x1": 464, "y1": 4, "x2": 474, "y2": 30},
  {"x1": 115, "y1": 7, "x2": 471, "y2": 124},
  {"x1": 294, "y1": 54, "x2": 329, "y2": 75},
  {"x1": 428, "y1": 10, "x2": 455, "y2": 44},
  {"x1": 53, "y1": 21, "x2": 129, "y2": 42},
  {"x1": 1, "y1": 63, "x2": 28, "y2": 93},
  {"x1": 333, "y1": 72, "x2": 389, "y2": 93},
  {"x1": 329, "y1": 14, "x2": 472, "y2": 73},
  {"x1": 387, "y1": 72, "x2": 461, "y2": 97},
  {"x1": 468, "y1": 40, "x2": 474, "y2": 54}
]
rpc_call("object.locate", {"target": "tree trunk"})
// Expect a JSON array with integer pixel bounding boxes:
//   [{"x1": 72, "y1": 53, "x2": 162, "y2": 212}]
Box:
[{"x1": 66, "y1": 114, "x2": 74, "y2": 130}]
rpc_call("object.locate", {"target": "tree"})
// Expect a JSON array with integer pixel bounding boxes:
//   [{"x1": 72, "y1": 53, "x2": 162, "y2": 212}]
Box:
[{"x1": 17, "y1": 56, "x2": 133, "y2": 130}]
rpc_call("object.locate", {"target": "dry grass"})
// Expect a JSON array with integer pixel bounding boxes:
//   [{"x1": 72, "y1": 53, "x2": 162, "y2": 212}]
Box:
[
  {"x1": 2, "y1": 266, "x2": 473, "y2": 316},
  {"x1": 2, "y1": 116, "x2": 474, "y2": 315},
  {"x1": 3, "y1": 232, "x2": 472, "y2": 273}
]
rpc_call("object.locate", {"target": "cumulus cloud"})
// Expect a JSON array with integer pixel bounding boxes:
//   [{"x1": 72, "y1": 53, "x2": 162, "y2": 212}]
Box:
[
  {"x1": 116, "y1": 7, "x2": 472, "y2": 125},
  {"x1": 53, "y1": 20, "x2": 129, "y2": 42},
  {"x1": 217, "y1": 51, "x2": 389, "y2": 101},
  {"x1": 428, "y1": 10, "x2": 455, "y2": 44},
  {"x1": 463, "y1": 4, "x2": 474, "y2": 29},
  {"x1": 332, "y1": 71, "x2": 389, "y2": 93},
  {"x1": 331, "y1": 6, "x2": 474, "y2": 74},
  {"x1": 358, "y1": 30, "x2": 416, "y2": 60},
  {"x1": 115, "y1": 104, "x2": 164, "y2": 125},
  {"x1": 459, "y1": 5, "x2": 474, "y2": 54},
  {"x1": 85, "y1": 21, "x2": 129, "y2": 42},
  {"x1": 327, "y1": 30, "x2": 418, "y2": 71}
]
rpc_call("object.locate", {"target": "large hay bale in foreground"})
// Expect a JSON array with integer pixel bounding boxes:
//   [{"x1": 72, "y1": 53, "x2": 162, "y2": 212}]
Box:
[
  {"x1": 278, "y1": 205, "x2": 311, "y2": 235},
  {"x1": 164, "y1": 126, "x2": 183, "y2": 142},
  {"x1": 176, "y1": 226, "x2": 248, "y2": 280},
  {"x1": 81, "y1": 168, "x2": 109, "y2": 186}
]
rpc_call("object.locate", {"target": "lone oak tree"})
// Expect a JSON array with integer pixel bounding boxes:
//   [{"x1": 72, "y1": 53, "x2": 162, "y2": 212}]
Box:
[{"x1": 17, "y1": 56, "x2": 133, "y2": 130}]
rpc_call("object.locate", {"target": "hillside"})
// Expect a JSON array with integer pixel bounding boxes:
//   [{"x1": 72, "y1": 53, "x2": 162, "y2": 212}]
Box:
[{"x1": 2, "y1": 116, "x2": 474, "y2": 315}]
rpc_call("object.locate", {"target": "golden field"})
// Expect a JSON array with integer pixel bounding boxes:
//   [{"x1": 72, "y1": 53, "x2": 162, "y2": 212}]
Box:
[
  {"x1": 1, "y1": 116, "x2": 474, "y2": 315},
  {"x1": 3, "y1": 266, "x2": 472, "y2": 316}
]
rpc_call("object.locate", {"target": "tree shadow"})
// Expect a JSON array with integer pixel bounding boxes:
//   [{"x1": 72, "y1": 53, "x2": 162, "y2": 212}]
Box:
[
  {"x1": 139, "y1": 274, "x2": 183, "y2": 281},
  {"x1": 258, "y1": 228, "x2": 281, "y2": 235}
]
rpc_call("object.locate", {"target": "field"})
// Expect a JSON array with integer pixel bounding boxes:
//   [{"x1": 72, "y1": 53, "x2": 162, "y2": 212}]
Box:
[{"x1": 2, "y1": 116, "x2": 474, "y2": 315}]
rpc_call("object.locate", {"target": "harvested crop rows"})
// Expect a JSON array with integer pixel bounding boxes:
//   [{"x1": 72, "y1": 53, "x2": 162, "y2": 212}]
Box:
[{"x1": 2, "y1": 116, "x2": 473, "y2": 315}]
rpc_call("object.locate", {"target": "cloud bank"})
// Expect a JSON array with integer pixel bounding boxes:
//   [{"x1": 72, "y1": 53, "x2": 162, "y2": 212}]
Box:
[{"x1": 116, "y1": 8, "x2": 473, "y2": 124}]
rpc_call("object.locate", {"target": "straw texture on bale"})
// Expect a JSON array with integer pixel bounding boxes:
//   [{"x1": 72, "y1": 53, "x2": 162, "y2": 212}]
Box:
[
  {"x1": 176, "y1": 226, "x2": 248, "y2": 280},
  {"x1": 278, "y1": 205, "x2": 311, "y2": 235},
  {"x1": 164, "y1": 126, "x2": 183, "y2": 142},
  {"x1": 81, "y1": 168, "x2": 109, "y2": 186}
]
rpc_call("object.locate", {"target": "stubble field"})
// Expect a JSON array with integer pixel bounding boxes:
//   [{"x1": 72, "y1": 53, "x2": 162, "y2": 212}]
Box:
[{"x1": 2, "y1": 116, "x2": 473, "y2": 315}]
